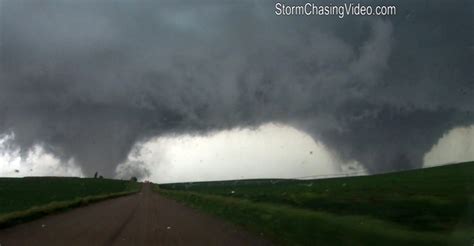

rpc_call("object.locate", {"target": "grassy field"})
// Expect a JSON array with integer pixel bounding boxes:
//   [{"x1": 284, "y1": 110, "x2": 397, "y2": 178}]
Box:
[
  {"x1": 0, "y1": 177, "x2": 141, "y2": 227},
  {"x1": 157, "y1": 162, "x2": 474, "y2": 245}
]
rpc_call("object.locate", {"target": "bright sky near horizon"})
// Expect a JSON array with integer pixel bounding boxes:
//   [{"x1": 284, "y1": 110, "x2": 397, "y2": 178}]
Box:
[
  {"x1": 1, "y1": 0, "x2": 471, "y2": 181},
  {"x1": 0, "y1": 124, "x2": 473, "y2": 183}
]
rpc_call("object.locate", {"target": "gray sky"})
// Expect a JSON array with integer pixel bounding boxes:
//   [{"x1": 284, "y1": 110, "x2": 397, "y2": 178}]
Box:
[
  {"x1": 0, "y1": 0, "x2": 473, "y2": 180},
  {"x1": 1, "y1": 123, "x2": 472, "y2": 182}
]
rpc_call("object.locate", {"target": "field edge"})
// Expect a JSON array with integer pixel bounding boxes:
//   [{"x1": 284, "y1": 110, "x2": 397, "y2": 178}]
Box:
[
  {"x1": 156, "y1": 187, "x2": 472, "y2": 246},
  {"x1": 0, "y1": 183, "x2": 142, "y2": 229}
]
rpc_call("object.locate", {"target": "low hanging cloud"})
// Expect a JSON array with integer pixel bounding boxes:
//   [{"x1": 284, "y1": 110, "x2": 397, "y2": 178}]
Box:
[
  {"x1": 424, "y1": 125, "x2": 474, "y2": 167},
  {"x1": 119, "y1": 123, "x2": 356, "y2": 183},
  {"x1": 0, "y1": 134, "x2": 83, "y2": 177},
  {"x1": 0, "y1": 0, "x2": 472, "y2": 177}
]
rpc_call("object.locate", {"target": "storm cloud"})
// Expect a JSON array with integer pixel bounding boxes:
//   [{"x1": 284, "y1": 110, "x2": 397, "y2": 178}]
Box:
[{"x1": 0, "y1": 0, "x2": 472, "y2": 176}]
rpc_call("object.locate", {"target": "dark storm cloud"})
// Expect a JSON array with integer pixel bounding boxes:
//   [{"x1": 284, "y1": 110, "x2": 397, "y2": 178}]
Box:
[{"x1": 0, "y1": 0, "x2": 472, "y2": 175}]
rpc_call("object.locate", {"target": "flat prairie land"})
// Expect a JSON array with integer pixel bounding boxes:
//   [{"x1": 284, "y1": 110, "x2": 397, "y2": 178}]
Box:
[
  {"x1": 0, "y1": 177, "x2": 140, "y2": 227},
  {"x1": 158, "y1": 161, "x2": 474, "y2": 245}
]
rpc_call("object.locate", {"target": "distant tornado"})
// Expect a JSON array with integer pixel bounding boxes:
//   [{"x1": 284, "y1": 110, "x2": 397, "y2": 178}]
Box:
[{"x1": 0, "y1": 0, "x2": 472, "y2": 176}]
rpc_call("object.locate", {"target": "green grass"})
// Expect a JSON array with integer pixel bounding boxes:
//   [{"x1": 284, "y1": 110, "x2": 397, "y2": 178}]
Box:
[
  {"x1": 157, "y1": 162, "x2": 474, "y2": 245},
  {"x1": 0, "y1": 177, "x2": 141, "y2": 227}
]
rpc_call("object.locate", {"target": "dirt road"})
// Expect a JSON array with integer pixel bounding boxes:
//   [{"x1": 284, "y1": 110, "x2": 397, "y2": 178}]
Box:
[{"x1": 0, "y1": 184, "x2": 270, "y2": 246}]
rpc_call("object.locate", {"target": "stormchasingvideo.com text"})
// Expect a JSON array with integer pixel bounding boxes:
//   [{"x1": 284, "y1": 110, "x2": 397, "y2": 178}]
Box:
[{"x1": 275, "y1": 2, "x2": 397, "y2": 18}]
